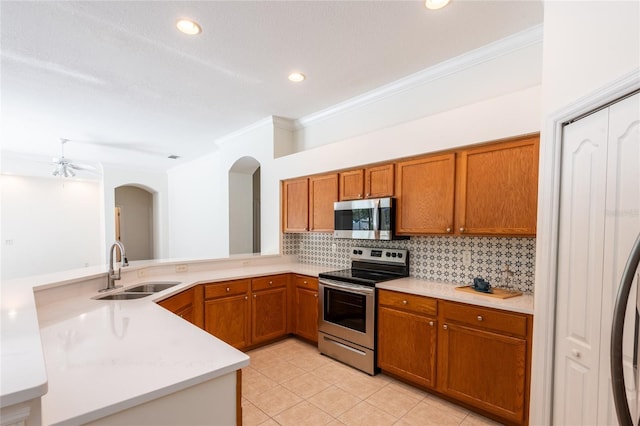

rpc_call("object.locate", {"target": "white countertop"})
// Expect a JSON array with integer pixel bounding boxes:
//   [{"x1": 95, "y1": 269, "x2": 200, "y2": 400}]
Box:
[
  {"x1": 1, "y1": 255, "x2": 533, "y2": 425},
  {"x1": 377, "y1": 277, "x2": 534, "y2": 315}
]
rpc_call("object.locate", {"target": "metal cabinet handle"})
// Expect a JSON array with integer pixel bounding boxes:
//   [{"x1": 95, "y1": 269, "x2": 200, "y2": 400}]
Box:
[
  {"x1": 358, "y1": 194, "x2": 362, "y2": 198},
  {"x1": 244, "y1": 296, "x2": 248, "y2": 300},
  {"x1": 460, "y1": 227, "x2": 465, "y2": 232},
  {"x1": 226, "y1": 287, "x2": 230, "y2": 292},
  {"x1": 572, "y1": 349, "x2": 581, "y2": 359},
  {"x1": 314, "y1": 293, "x2": 318, "y2": 298},
  {"x1": 269, "y1": 281, "x2": 273, "y2": 286},
  {"x1": 443, "y1": 324, "x2": 448, "y2": 330},
  {"x1": 303, "y1": 281, "x2": 307, "y2": 284},
  {"x1": 446, "y1": 227, "x2": 452, "y2": 233},
  {"x1": 429, "y1": 321, "x2": 434, "y2": 327},
  {"x1": 253, "y1": 294, "x2": 257, "y2": 298},
  {"x1": 402, "y1": 300, "x2": 408, "y2": 305},
  {"x1": 477, "y1": 315, "x2": 483, "y2": 322},
  {"x1": 366, "y1": 193, "x2": 370, "y2": 197}
]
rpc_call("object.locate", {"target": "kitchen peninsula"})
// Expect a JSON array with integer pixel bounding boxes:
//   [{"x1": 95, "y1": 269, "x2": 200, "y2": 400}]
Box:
[{"x1": 1, "y1": 254, "x2": 533, "y2": 425}]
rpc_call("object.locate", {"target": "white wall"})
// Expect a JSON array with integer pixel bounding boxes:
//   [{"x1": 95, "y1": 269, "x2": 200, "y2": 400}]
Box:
[
  {"x1": 102, "y1": 166, "x2": 168, "y2": 261},
  {"x1": 228, "y1": 172, "x2": 253, "y2": 254},
  {"x1": 0, "y1": 175, "x2": 103, "y2": 280},
  {"x1": 531, "y1": 1, "x2": 640, "y2": 424}
]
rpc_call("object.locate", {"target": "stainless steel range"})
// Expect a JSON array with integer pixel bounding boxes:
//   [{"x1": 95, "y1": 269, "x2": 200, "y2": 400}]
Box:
[{"x1": 318, "y1": 247, "x2": 409, "y2": 375}]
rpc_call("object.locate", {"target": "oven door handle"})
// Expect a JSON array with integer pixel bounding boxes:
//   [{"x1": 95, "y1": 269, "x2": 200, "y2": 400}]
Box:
[{"x1": 319, "y1": 279, "x2": 375, "y2": 296}]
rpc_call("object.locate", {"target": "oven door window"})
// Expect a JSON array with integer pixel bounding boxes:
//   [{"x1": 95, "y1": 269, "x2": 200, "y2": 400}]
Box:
[{"x1": 323, "y1": 287, "x2": 367, "y2": 333}]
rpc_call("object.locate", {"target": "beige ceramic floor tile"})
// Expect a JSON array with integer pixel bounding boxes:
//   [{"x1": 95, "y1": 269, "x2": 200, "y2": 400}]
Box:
[
  {"x1": 325, "y1": 419, "x2": 347, "y2": 426},
  {"x1": 281, "y1": 371, "x2": 332, "y2": 399},
  {"x1": 242, "y1": 368, "x2": 279, "y2": 401},
  {"x1": 249, "y1": 384, "x2": 304, "y2": 417},
  {"x1": 273, "y1": 401, "x2": 335, "y2": 426},
  {"x1": 311, "y1": 360, "x2": 357, "y2": 384},
  {"x1": 334, "y1": 371, "x2": 390, "y2": 399},
  {"x1": 257, "y1": 419, "x2": 280, "y2": 426},
  {"x1": 366, "y1": 385, "x2": 422, "y2": 418},
  {"x1": 242, "y1": 399, "x2": 270, "y2": 426},
  {"x1": 422, "y1": 394, "x2": 469, "y2": 422},
  {"x1": 288, "y1": 351, "x2": 333, "y2": 371},
  {"x1": 400, "y1": 400, "x2": 462, "y2": 426},
  {"x1": 385, "y1": 379, "x2": 429, "y2": 401},
  {"x1": 338, "y1": 400, "x2": 398, "y2": 426},
  {"x1": 249, "y1": 351, "x2": 291, "y2": 371},
  {"x1": 260, "y1": 360, "x2": 307, "y2": 383},
  {"x1": 460, "y1": 413, "x2": 506, "y2": 426},
  {"x1": 308, "y1": 385, "x2": 362, "y2": 417}
]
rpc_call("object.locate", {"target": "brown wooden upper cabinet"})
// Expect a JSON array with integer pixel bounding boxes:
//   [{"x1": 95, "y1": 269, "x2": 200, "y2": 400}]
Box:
[
  {"x1": 309, "y1": 173, "x2": 338, "y2": 232},
  {"x1": 395, "y1": 153, "x2": 456, "y2": 235},
  {"x1": 282, "y1": 177, "x2": 309, "y2": 232},
  {"x1": 339, "y1": 164, "x2": 394, "y2": 201},
  {"x1": 456, "y1": 136, "x2": 539, "y2": 236}
]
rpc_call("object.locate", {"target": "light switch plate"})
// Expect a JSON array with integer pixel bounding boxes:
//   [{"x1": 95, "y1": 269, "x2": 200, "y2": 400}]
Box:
[{"x1": 175, "y1": 264, "x2": 188, "y2": 273}]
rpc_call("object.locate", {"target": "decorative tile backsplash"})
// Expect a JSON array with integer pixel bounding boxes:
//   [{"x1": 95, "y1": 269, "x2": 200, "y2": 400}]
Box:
[{"x1": 283, "y1": 233, "x2": 535, "y2": 293}]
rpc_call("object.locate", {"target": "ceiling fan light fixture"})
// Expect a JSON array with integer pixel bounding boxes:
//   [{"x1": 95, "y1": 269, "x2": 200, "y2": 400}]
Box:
[
  {"x1": 176, "y1": 18, "x2": 202, "y2": 35},
  {"x1": 425, "y1": 0, "x2": 451, "y2": 10}
]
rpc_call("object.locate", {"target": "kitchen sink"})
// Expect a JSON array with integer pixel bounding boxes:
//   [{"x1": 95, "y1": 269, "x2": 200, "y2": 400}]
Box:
[
  {"x1": 126, "y1": 281, "x2": 182, "y2": 293},
  {"x1": 96, "y1": 292, "x2": 153, "y2": 300}
]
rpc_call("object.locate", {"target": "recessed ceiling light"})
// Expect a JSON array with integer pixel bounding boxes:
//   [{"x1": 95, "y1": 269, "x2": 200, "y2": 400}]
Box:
[
  {"x1": 288, "y1": 72, "x2": 306, "y2": 83},
  {"x1": 176, "y1": 18, "x2": 202, "y2": 35},
  {"x1": 425, "y1": 0, "x2": 451, "y2": 10}
]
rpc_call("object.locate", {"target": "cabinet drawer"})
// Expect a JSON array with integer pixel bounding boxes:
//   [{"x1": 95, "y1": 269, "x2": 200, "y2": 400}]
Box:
[
  {"x1": 295, "y1": 275, "x2": 318, "y2": 291},
  {"x1": 378, "y1": 289, "x2": 437, "y2": 316},
  {"x1": 441, "y1": 301, "x2": 528, "y2": 337},
  {"x1": 204, "y1": 279, "x2": 250, "y2": 299},
  {"x1": 252, "y1": 274, "x2": 289, "y2": 291}
]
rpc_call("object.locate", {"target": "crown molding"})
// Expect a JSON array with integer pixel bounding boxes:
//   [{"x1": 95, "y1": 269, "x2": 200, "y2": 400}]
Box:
[{"x1": 294, "y1": 24, "x2": 543, "y2": 130}]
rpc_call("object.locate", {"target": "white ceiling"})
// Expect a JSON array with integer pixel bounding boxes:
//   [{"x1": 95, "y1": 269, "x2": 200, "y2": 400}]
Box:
[{"x1": 0, "y1": 0, "x2": 543, "y2": 174}]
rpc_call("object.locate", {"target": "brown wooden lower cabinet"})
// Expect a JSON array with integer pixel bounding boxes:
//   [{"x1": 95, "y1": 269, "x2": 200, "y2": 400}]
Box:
[
  {"x1": 157, "y1": 286, "x2": 203, "y2": 328},
  {"x1": 204, "y1": 280, "x2": 251, "y2": 349},
  {"x1": 377, "y1": 292, "x2": 532, "y2": 426},
  {"x1": 377, "y1": 290, "x2": 437, "y2": 389},
  {"x1": 293, "y1": 275, "x2": 319, "y2": 343}
]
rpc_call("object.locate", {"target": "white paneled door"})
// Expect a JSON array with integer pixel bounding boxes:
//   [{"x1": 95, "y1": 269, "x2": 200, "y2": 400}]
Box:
[{"x1": 554, "y1": 92, "x2": 640, "y2": 425}]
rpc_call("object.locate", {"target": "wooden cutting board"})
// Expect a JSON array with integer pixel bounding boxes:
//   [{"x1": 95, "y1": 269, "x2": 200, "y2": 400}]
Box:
[{"x1": 455, "y1": 285, "x2": 523, "y2": 299}]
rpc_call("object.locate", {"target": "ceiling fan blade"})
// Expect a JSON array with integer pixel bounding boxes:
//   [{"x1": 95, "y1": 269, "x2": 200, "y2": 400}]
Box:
[{"x1": 68, "y1": 163, "x2": 97, "y2": 171}]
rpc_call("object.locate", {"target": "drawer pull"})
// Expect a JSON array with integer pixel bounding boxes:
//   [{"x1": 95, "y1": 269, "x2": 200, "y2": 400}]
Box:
[
  {"x1": 460, "y1": 227, "x2": 465, "y2": 232},
  {"x1": 402, "y1": 300, "x2": 408, "y2": 305},
  {"x1": 366, "y1": 193, "x2": 370, "y2": 197},
  {"x1": 314, "y1": 293, "x2": 318, "y2": 298},
  {"x1": 429, "y1": 321, "x2": 434, "y2": 327},
  {"x1": 253, "y1": 294, "x2": 257, "y2": 298},
  {"x1": 477, "y1": 315, "x2": 483, "y2": 322},
  {"x1": 572, "y1": 349, "x2": 581, "y2": 359},
  {"x1": 443, "y1": 324, "x2": 448, "y2": 330},
  {"x1": 244, "y1": 296, "x2": 248, "y2": 300},
  {"x1": 269, "y1": 281, "x2": 273, "y2": 286},
  {"x1": 303, "y1": 281, "x2": 307, "y2": 284},
  {"x1": 446, "y1": 227, "x2": 452, "y2": 233},
  {"x1": 226, "y1": 287, "x2": 230, "y2": 292}
]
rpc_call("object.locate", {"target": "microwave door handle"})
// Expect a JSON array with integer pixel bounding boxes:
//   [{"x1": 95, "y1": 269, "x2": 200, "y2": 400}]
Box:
[{"x1": 372, "y1": 199, "x2": 380, "y2": 234}]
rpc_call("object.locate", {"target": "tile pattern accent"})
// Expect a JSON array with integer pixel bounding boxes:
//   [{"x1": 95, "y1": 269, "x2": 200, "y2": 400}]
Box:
[
  {"x1": 243, "y1": 338, "x2": 504, "y2": 426},
  {"x1": 283, "y1": 233, "x2": 535, "y2": 293}
]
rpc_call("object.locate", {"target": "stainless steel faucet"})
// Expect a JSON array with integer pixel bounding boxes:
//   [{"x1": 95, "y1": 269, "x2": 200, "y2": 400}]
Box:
[{"x1": 100, "y1": 240, "x2": 127, "y2": 292}]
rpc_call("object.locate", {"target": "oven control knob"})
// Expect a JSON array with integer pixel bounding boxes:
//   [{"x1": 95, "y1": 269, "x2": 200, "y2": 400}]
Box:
[
  {"x1": 353, "y1": 249, "x2": 358, "y2": 255},
  {"x1": 358, "y1": 250, "x2": 363, "y2": 255},
  {"x1": 391, "y1": 253, "x2": 397, "y2": 258},
  {"x1": 386, "y1": 252, "x2": 391, "y2": 257},
  {"x1": 398, "y1": 253, "x2": 403, "y2": 258}
]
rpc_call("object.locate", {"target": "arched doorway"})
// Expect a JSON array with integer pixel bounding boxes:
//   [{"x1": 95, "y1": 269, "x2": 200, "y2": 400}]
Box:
[
  {"x1": 229, "y1": 157, "x2": 261, "y2": 254},
  {"x1": 114, "y1": 185, "x2": 154, "y2": 261}
]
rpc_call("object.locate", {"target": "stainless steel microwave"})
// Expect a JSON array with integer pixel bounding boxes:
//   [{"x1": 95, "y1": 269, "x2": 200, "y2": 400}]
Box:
[{"x1": 334, "y1": 197, "x2": 406, "y2": 240}]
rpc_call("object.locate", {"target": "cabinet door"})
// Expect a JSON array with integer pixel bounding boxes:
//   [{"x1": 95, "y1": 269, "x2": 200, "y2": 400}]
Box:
[
  {"x1": 295, "y1": 287, "x2": 319, "y2": 343},
  {"x1": 339, "y1": 169, "x2": 364, "y2": 201},
  {"x1": 365, "y1": 164, "x2": 394, "y2": 198},
  {"x1": 309, "y1": 173, "x2": 338, "y2": 232},
  {"x1": 157, "y1": 287, "x2": 203, "y2": 328},
  {"x1": 457, "y1": 137, "x2": 539, "y2": 235},
  {"x1": 439, "y1": 322, "x2": 527, "y2": 424},
  {"x1": 283, "y1": 178, "x2": 309, "y2": 232},
  {"x1": 396, "y1": 153, "x2": 455, "y2": 234},
  {"x1": 204, "y1": 294, "x2": 250, "y2": 349},
  {"x1": 251, "y1": 287, "x2": 288, "y2": 345},
  {"x1": 378, "y1": 306, "x2": 437, "y2": 388}
]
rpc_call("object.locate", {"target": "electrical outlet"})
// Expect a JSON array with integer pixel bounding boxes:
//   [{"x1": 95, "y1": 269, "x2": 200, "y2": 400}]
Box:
[
  {"x1": 175, "y1": 264, "x2": 188, "y2": 273},
  {"x1": 331, "y1": 243, "x2": 337, "y2": 253},
  {"x1": 462, "y1": 250, "x2": 472, "y2": 266},
  {"x1": 137, "y1": 269, "x2": 146, "y2": 278}
]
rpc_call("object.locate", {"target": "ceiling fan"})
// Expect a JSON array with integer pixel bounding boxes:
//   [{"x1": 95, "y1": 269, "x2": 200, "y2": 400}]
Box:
[{"x1": 52, "y1": 138, "x2": 98, "y2": 178}]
